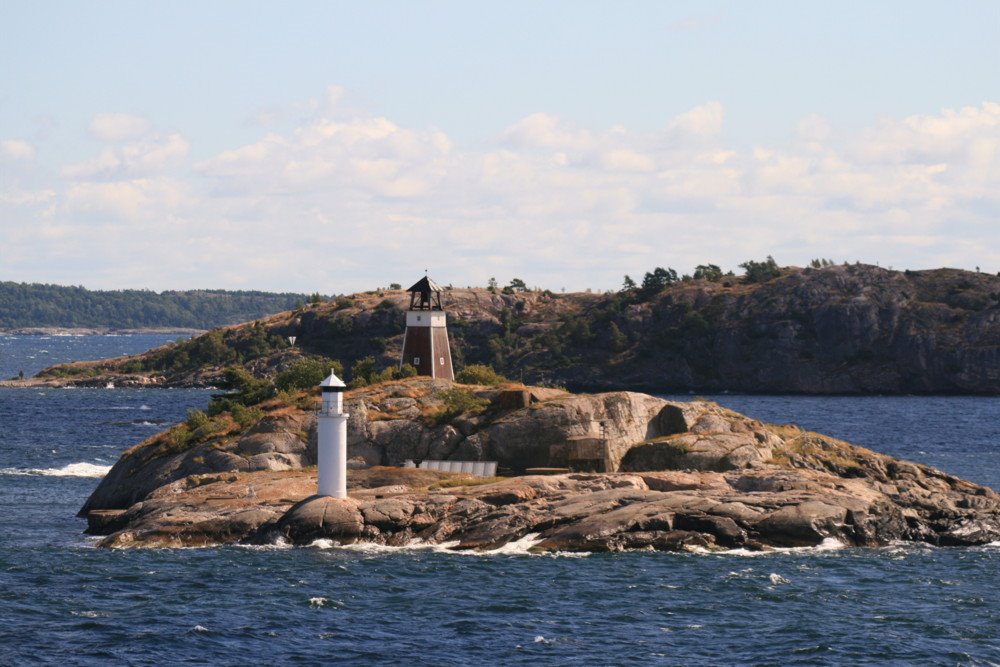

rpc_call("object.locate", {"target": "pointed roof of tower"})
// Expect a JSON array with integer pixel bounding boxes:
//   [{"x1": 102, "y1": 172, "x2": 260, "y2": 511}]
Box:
[
  {"x1": 406, "y1": 275, "x2": 444, "y2": 310},
  {"x1": 319, "y1": 371, "x2": 346, "y2": 388},
  {"x1": 406, "y1": 275, "x2": 443, "y2": 294}
]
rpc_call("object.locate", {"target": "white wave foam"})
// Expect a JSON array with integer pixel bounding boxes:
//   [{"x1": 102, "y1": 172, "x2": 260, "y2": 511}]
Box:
[
  {"x1": 0, "y1": 462, "x2": 111, "y2": 478},
  {"x1": 302, "y1": 533, "x2": 591, "y2": 558},
  {"x1": 722, "y1": 537, "x2": 846, "y2": 557},
  {"x1": 768, "y1": 573, "x2": 791, "y2": 585},
  {"x1": 309, "y1": 597, "x2": 326, "y2": 608},
  {"x1": 233, "y1": 537, "x2": 292, "y2": 551},
  {"x1": 475, "y1": 533, "x2": 542, "y2": 555}
]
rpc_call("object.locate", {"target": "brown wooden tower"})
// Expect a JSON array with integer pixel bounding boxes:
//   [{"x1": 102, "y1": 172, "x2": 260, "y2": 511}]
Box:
[{"x1": 400, "y1": 275, "x2": 454, "y2": 380}]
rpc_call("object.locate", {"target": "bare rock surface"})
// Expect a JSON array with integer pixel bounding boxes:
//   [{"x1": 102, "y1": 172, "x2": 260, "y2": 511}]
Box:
[{"x1": 82, "y1": 379, "x2": 1000, "y2": 552}]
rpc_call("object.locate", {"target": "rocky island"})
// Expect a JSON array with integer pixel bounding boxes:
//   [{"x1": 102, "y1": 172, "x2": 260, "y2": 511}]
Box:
[
  {"x1": 81, "y1": 377, "x2": 1000, "y2": 552},
  {"x1": 19, "y1": 263, "x2": 1000, "y2": 395}
]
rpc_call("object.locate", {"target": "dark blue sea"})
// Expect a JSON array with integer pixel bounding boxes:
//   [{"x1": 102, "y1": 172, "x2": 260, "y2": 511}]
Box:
[{"x1": 1, "y1": 335, "x2": 999, "y2": 666}]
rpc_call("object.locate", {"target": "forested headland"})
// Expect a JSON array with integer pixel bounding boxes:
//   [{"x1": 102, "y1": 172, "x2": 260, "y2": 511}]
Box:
[
  {"x1": 0, "y1": 282, "x2": 324, "y2": 330},
  {"x1": 28, "y1": 262, "x2": 1000, "y2": 394}
]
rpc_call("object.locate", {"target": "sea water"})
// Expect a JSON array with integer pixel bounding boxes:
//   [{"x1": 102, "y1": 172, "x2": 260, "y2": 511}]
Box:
[{"x1": 1, "y1": 335, "x2": 999, "y2": 665}]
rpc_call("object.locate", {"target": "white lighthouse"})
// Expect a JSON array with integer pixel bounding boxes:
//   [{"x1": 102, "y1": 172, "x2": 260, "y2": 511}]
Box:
[{"x1": 316, "y1": 370, "x2": 349, "y2": 498}]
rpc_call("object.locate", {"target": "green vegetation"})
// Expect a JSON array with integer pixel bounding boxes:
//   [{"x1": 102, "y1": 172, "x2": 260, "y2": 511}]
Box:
[
  {"x1": 693, "y1": 264, "x2": 723, "y2": 282},
  {"x1": 455, "y1": 363, "x2": 508, "y2": 385},
  {"x1": 739, "y1": 256, "x2": 782, "y2": 283},
  {"x1": 640, "y1": 267, "x2": 679, "y2": 295},
  {"x1": 207, "y1": 366, "x2": 276, "y2": 415},
  {"x1": 275, "y1": 358, "x2": 343, "y2": 392},
  {"x1": 140, "y1": 324, "x2": 289, "y2": 374},
  {"x1": 427, "y1": 388, "x2": 490, "y2": 425},
  {"x1": 349, "y1": 356, "x2": 418, "y2": 388},
  {"x1": 0, "y1": 282, "x2": 319, "y2": 329}
]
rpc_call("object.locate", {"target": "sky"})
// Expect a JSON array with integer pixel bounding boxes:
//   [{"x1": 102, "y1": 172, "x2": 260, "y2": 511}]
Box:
[{"x1": 1, "y1": 1, "x2": 998, "y2": 294}]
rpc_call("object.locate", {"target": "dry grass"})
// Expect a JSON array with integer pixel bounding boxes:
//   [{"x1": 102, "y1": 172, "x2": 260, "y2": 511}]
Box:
[
  {"x1": 767, "y1": 428, "x2": 861, "y2": 470},
  {"x1": 763, "y1": 423, "x2": 803, "y2": 439},
  {"x1": 428, "y1": 475, "x2": 506, "y2": 490}
]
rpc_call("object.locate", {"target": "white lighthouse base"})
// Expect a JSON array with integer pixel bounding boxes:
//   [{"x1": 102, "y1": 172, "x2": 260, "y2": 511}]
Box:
[{"x1": 317, "y1": 412, "x2": 349, "y2": 498}]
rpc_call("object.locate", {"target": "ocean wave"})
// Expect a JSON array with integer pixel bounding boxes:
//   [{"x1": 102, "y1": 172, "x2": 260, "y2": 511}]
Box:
[
  {"x1": 302, "y1": 533, "x2": 589, "y2": 558},
  {"x1": 720, "y1": 537, "x2": 847, "y2": 557},
  {"x1": 0, "y1": 462, "x2": 111, "y2": 477}
]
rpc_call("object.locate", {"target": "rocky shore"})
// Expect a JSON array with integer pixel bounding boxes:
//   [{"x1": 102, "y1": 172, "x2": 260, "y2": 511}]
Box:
[{"x1": 81, "y1": 378, "x2": 1000, "y2": 552}]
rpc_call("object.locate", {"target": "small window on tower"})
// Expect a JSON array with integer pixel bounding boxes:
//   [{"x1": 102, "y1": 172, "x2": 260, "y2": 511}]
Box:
[
  {"x1": 440, "y1": 357, "x2": 445, "y2": 365},
  {"x1": 416, "y1": 315, "x2": 422, "y2": 322},
  {"x1": 413, "y1": 357, "x2": 421, "y2": 365}
]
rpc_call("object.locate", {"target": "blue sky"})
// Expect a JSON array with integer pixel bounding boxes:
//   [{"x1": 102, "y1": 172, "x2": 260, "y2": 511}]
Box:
[{"x1": 1, "y1": 1, "x2": 998, "y2": 293}]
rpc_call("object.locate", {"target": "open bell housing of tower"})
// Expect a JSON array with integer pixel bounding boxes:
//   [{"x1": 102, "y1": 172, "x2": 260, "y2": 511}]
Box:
[{"x1": 400, "y1": 275, "x2": 454, "y2": 380}]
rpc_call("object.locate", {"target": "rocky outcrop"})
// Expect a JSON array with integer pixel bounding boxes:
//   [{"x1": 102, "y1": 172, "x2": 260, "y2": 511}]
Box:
[
  {"x1": 82, "y1": 379, "x2": 1000, "y2": 552},
  {"x1": 79, "y1": 412, "x2": 316, "y2": 516},
  {"x1": 80, "y1": 378, "x2": 718, "y2": 515},
  {"x1": 95, "y1": 463, "x2": 1000, "y2": 552}
]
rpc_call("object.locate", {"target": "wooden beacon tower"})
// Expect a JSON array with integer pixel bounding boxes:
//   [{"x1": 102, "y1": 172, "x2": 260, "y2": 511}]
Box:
[{"x1": 400, "y1": 275, "x2": 454, "y2": 380}]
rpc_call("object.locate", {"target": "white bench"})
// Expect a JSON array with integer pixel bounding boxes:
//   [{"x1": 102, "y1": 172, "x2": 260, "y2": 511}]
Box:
[{"x1": 407, "y1": 459, "x2": 498, "y2": 477}]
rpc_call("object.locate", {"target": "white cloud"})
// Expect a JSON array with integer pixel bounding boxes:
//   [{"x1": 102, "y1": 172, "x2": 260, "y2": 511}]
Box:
[
  {"x1": 62, "y1": 133, "x2": 189, "y2": 179},
  {"x1": 88, "y1": 113, "x2": 151, "y2": 142},
  {"x1": 502, "y1": 113, "x2": 594, "y2": 151},
  {"x1": 1, "y1": 139, "x2": 35, "y2": 159},
  {"x1": 667, "y1": 102, "x2": 724, "y2": 137},
  {"x1": 7, "y1": 94, "x2": 1000, "y2": 291},
  {"x1": 65, "y1": 178, "x2": 188, "y2": 219}
]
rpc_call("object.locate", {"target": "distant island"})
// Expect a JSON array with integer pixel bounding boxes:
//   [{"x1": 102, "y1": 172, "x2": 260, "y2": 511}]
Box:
[
  {"x1": 18, "y1": 262, "x2": 1000, "y2": 395},
  {"x1": 0, "y1": 282, "x2": 327, "y2": 331}
]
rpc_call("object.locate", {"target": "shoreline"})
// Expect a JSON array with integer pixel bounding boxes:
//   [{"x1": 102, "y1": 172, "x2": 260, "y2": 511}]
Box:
[{"x1": 1, "y1": 327, "x2": 205, "y2": 336}]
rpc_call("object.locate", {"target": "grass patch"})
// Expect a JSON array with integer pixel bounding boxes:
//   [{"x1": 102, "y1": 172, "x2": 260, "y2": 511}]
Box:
[{"x1": 425, "y1": 388, "x2": 490, "y2": 426}]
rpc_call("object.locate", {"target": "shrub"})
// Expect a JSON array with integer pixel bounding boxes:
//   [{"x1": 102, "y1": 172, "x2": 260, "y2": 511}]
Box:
[
  {"x1": 739, "y1": 256, "x2": 781, "y2": 283},
  {"x1": 230, "y1": 403, "x2": 264, "y2": 429},
  {"x1": 428, "y1": 388, "x2": 490, "y2": 425},
  {"x1": 207, "y1": 366, "x2": 275, "y2": 414},
  {"x1": 350, "y1": 356, "x2": 377, "y2": 387},
  {"x1": 693, "y1": 264, "x2": 723, "y2": 282},
  {"x1": 376, "y1": 298, "x2": 398, "y2": 311},
  {"x1": 185, "y1": 409, "x2": 210, "y2": 430},
  {"x1": 455, "y1": 364, "x2": 507, "y2": 385},
  {"x1": 275, "y1": 358, "x2": 343, "y2": 392}
]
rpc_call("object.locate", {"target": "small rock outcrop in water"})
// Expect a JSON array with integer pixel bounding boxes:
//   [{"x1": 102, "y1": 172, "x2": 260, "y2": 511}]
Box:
[{"x1": 81, "y1": 378, "x2": 1000, "y2": 552}]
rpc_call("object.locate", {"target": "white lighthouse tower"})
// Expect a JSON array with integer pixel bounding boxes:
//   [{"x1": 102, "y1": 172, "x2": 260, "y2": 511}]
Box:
[{"x1": 316, "y1": 370, "x2": 349, "y2": 498}]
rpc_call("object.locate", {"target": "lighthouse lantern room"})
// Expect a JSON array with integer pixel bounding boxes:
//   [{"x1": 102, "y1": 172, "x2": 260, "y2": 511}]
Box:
[{"x1": 400, "y1": 276, "x2": 454, "y2": 380}]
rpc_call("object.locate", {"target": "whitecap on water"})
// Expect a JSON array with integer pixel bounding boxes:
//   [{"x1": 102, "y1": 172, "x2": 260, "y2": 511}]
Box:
[
  {"x1": 721, "y1": 537, "x2": 846, "y2": 557},
  {"x1": 768, "y1": 573, "x2": 791, "y2": 585},
  {"x1": 309, "y1": 597, "x2": 326, "y2": 608},
  {"x1": 191, "y1": 625, "x2": 209, "y2": 633},
  {"x1": 0, "y1": 462, "x2": 111, "y2": 477},
  {"x1": 233, "y1": 538, "x2": 291, "y2": 551}
]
